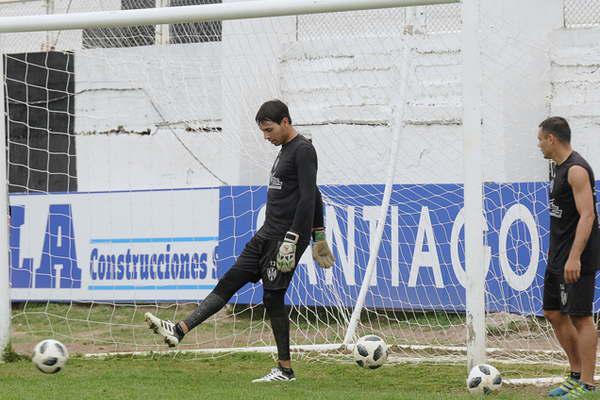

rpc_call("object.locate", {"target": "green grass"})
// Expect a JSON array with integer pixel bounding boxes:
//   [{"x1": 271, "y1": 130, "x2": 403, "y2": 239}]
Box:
[
  {"x1": 10, "y1": 303, "x2": 482, "y2": 355},
  {"x1": 0, "y1": 353, "x2": 590, "y2": 400},
  {"x1": 6, "y1": 303, "x2": 583, "y2": 399}
]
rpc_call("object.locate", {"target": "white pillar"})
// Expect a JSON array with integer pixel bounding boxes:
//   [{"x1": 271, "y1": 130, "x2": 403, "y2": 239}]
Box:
[
  {"x1": 156, "y1": 0, "x2": 170, "y2": 45},
  {"x1": 44, "y1": 0, "x2": 55, "y2": 50},
  {"x1": 462, "y1": 0, "x2": 563, "y2": 371},
  {"x1": 461, "y1": 0, "x2": 486, "y2": 371},
  {"x1": 0, "y1": 53, "x2": 12, "y2": 358}
]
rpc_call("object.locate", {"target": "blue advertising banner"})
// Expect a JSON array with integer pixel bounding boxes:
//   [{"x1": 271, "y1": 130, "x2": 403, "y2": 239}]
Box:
[
  {"x1": 9, "y1": 182, "x2": 599, "y2": 316},
  {"x1": 9, "y1": 188, "x2": 220, "y2": 301},
  {"x1": 218, "y1": 182, "x2": 599, "y2": 316}
]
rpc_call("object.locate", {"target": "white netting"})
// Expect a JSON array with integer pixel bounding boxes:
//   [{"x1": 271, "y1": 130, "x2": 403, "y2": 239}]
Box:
[
  {"x1": 1, "y1": 1, "x2": 598, "y2": 370},
  {"x1": 296, "y1": 3, "x2": 461, "y2": 40},
  {"x1": 564, "y1": 0, "x2": 600, "y2": 28}
]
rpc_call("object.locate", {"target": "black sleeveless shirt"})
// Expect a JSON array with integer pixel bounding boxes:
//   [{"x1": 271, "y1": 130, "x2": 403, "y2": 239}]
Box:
[{"x1": 548, "y1": 151, "x2": 600, "y2": 273}]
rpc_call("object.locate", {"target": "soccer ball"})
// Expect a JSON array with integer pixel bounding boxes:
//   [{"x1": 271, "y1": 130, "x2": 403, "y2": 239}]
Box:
[
  {"x1": 466, "y1": 363, "x2": 502, "y2": 394},
  {"x1": 32, "y1": 339, "x2": 69, "y2": 374},
  {"x1": 353, "y1": 334, "x2": 388, "y2": 369}
]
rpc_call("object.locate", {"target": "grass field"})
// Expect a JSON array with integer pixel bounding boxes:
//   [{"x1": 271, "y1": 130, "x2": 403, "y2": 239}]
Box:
[
  {"x1": 1, "y1": 352, "x2": 598, "y2": 400},
  {"x1": 9, "y1": 302, "x2": 559, "y2": 360},
  {"x1": 8, "y1": 302, "x2": 475, "y2": 355},
  {"x1": 6, "y1": 303, "x2": 594, "y2": 399}
]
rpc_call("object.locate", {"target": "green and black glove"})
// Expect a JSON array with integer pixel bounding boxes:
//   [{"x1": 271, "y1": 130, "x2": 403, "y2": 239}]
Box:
[{"x1": 276, "y1": 231, "x2": 299, "y2": 272}]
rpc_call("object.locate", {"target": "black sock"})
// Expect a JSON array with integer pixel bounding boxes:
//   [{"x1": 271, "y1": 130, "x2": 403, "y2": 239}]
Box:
[
  {"x1": 263, "y1": 290, "x2": 291, "y2": 361},
  {"x1": 183, "y1": 292, "x2": 226, "y2": 331},
  {"x1": 570, "y1": 371, "x2": 581, "y2": 380},
  {"x1": 174, "y1": 323, "x2": 185, "y2": 340},
  {"x1": 278, "y1": 362, "x2": 293, "y2": 376}
]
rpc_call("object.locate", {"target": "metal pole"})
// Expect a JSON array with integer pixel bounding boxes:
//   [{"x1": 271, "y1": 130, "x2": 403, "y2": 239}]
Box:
[
  {"x1": 462, "y1": 0, "x2": 487, "y2": 372},
  {"x1": 0, "y1": 52, "x2": 12, "y2": 358},
  {"x1": 0, "y1": 0, "x2": 460, "y2": 33}
]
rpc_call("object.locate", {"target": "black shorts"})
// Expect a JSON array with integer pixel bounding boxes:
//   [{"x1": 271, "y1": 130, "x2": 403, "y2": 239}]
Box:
[
  {"x1": 543, "y1": 268, "x2": 597, "y2": 316},
  {"x1": 229, "y1": 234, "x2": 308, "y2": 291}
]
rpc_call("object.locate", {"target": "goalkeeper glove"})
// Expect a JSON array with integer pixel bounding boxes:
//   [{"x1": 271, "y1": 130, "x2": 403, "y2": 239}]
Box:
[
  {"x1": 276, "y1": 231, "x2": 299, "y2": 272},
  {"x1": 312, "y1": 228, "x2": 335, "y2": 268}
]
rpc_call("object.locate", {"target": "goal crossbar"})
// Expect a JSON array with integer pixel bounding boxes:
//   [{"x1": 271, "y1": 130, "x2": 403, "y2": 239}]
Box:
[{"x1": 0, "y1": 0, "x2": 459, "y2": 33}]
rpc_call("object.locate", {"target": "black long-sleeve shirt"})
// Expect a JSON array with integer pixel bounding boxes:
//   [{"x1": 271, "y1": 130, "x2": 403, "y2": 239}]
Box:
[
  {"x1": 313, "y1": 187, "x2": 324, "y2": 230},
  {"x1": 257, "y1": 134, "x2": 318, "y2": 245}
]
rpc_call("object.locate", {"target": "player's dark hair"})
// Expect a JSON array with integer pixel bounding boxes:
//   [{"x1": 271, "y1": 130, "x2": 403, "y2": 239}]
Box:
[
  {"x1": 539, "y1": 116, "x2": 571, "y2": 144},
  {"x1": 255, "y1": 99, "x2": 292, "y2": 125}
]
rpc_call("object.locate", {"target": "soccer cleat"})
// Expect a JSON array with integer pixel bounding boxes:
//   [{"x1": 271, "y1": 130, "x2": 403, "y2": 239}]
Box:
[
  {"x1": 549, "y1": 376, "x2": 580, "y2": 397},
  {"x1": 144, "y1": 312, "x2": 180, "y2": 347},
  {"x1": 251, "y1": 367, "x2": 296, "y2": 383},
  {"x1": 560, "y1": 382, "x2": 595, "y2": 399}
]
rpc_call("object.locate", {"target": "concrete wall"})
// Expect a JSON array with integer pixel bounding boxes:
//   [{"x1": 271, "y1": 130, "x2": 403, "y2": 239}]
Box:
[
  {"x1": 281, "y1": 34, "x2": 463, "y2": 185},
  {"x1": 75, "y1": 43, "x2": 227, "y2": 190},
  {"x1": 75, "y1": 30, "x2": 465, "y2": 189},
  {"x1": 549, "y1": 28, "x2": 600, "y2": 175},
  {"x1": 2, "y1": 2, "x2": 600, "y2": 191}
]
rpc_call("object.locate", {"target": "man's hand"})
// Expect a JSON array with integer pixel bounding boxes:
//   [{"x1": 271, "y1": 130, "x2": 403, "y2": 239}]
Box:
[
  {"x1": 312, "y1": 229, "x2": 335, "y2": 268},
  {"x1": 564, "y1": 257, "x2": 581, "y2": 284},
  {"x1": 276, "y1": 231, "x2": 299, "y2": 272}
]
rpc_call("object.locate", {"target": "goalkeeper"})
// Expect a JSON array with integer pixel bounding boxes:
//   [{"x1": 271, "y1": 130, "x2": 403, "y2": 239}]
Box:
[{"x1": 145, "y1": 99, "x2": 335, "y2": 382}]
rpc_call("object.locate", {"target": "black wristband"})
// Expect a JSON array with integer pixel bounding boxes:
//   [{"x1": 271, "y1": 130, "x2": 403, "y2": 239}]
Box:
[{"x1": 284, "y1": 231, "x2": 299, "y2": 244}]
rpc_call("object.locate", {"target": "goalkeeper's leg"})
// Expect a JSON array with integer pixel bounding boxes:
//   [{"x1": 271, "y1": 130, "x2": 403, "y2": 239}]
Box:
[
  {"x1": 265, "y1": 289, "x2": 291, "y2": 365},
  {"x1": 146, "y1": 236, "x2": 266, "y2": 346},
  {"x1": 145, "y1": 268, "x2": 256, "y2": 346},
  {"x1": 252, "y1": 289, "x2": 296, "y2": 382}
]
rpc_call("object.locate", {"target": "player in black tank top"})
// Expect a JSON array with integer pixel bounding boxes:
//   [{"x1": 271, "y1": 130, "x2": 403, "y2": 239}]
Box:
[
  {"x1": 548, "y1": 151, "x2": 600, "y2": 275},
  {"x1": 538, "y1": 117, "x2": 599, "y2": 394}
]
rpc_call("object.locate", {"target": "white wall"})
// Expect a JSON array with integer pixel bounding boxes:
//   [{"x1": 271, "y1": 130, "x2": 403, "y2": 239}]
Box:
[
  {"x1": 477, "y1": 0, "x2": 563, "y2": 183},
  {"x1": 77, "y1": 30, "x2": 466, "y2": 189},
  {"x1": 76, "y1": 43, "x2": 229, "y2": 190},
  {"x1": 549, "y1": 28, "x2": 600, "y2": 175},
  {"x1": 281, "y1": 34, "x2": 463, "y2": 185},
  {"x1": 3, "y1": 2, "x2": 600, "y2": 190}
]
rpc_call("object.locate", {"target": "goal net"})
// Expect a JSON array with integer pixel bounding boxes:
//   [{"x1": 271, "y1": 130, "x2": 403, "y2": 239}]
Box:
[{"x1": 1, "y1": 0, "x2": 595, "y2": 369}]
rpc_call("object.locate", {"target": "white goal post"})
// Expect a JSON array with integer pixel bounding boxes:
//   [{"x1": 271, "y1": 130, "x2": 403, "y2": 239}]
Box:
[
  {"x1": 461, "y1": 0, "x2": 485, "y2": 371},
  {"x1": 0, "y1": 56, "x2": 9, "y2": 357},
  {"x1": 0, "y1": 0, "x2": 460, "y2": 33},
  {"x1": 1, "y1": 0, "x2": 572, "y2": 375},
  {"x1": 0, "y1": 0, "x2": 486, "y2": 367}
]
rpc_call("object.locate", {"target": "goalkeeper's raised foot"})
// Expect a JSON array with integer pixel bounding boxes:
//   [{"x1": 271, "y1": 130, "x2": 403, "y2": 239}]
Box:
[{"x1": 144, "y1": 312, "x2": 181, "y2": 347}]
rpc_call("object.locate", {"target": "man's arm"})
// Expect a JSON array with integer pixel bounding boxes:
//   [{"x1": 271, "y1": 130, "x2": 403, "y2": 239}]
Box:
[
  {"x1": 312, "y1": 187, "x2": 324, "y2": 230},
  {"x1": 564, "y1": 165, "x2": 596, "y2": 283},
  {"x1": 289, "y1": 145, "x2": 318, "y2": 240}
]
